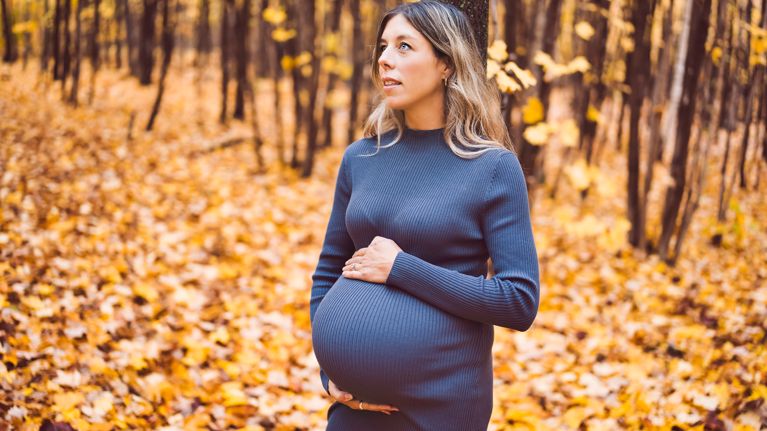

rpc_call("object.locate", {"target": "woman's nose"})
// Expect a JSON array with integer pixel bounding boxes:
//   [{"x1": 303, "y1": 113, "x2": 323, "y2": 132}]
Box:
[{"x1": 378, "y1": 47, "x2": 393, "y2": 69}]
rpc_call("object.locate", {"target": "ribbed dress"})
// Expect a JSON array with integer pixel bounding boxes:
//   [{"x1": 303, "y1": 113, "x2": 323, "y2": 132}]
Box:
[{"x1": 309, "y1": 126, "x2": 540, "y2": 431}]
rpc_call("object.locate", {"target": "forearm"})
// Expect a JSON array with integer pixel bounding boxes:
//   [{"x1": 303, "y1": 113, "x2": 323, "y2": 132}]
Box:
[{"x1": 385, "y1": 251, "x2": 539, "y2": 330}]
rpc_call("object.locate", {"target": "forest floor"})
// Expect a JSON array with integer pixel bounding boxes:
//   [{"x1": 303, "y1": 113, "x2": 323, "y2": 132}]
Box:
[{"x1": 1, "y1": 63, "x2": 766, "y2": 430}]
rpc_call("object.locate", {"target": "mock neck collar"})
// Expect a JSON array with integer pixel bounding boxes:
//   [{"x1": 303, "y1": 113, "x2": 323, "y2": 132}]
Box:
[{"x1": 402, "y1": 125, "x2": 446, "y2": 141}]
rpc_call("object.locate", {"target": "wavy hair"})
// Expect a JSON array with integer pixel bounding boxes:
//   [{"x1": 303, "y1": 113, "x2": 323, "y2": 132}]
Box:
[{"x1": 359, "y1": 0, "x2": 513, "y2": 158}]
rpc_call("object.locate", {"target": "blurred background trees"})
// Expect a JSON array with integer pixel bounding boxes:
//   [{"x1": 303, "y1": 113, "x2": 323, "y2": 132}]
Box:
[{"x1": 0, "y1": 0, "x2": 765, "y2": 265}]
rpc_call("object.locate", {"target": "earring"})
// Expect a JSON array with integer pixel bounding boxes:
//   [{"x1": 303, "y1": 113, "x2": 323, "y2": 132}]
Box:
[{"x1": 443, "y1": 77, "x2": 448, "y2": 87}]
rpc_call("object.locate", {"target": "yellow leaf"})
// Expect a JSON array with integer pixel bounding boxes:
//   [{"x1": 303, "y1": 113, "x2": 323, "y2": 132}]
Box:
[
  {"x1": 563, "y1": 406, "x2": 590, "y2": 429},
  {"x1": 294, "y1": 51, "x2": 312, "y2": 67},
  {"x1": 280, "y1": 55, "x2": 294, "y2": 71},
  {"x1": 575, "y1": 21, "x2": 595, "y2": 40},
  {"x1": 504, "y1": 61, "x2": 537, "y2": 88},
  {"x1": 272, "y1": 27, "x2": 296, "y2": 42},
  {"x1": 53, "y1": 392, "x2": 85, "y2": 412},
  {"x1": 559, "y1": 119, "x2": 579, "y2": 147},
  {"x1": 487, "y1": 40, "x2": 509, "y2": 62},
  {"x1": 522, "y1": 97, "x2": 544, "y2": 124},
  {"x1": 132, "y1": 282, "x2": 158, "y2": 302},
  {"x1": 324, "y1": 32, "x2": 340, "y2": 54},
  {"x1": 262, "y1": 6, "x2": 286, "y2": 25},
  {"x1": 325, "y1": 89, "x2": 346, "y2": 109},
  {"x1": 711, "y1": 46, "x2": 722, "y2": 65},
  {"x1": 334, "y1": 61, "x2": 353, "y2": 80},
  {"x1": 565, "y1": 158, "x2": 592, "y2": 191},
  {"x1": 523, "y1": 122, "x2": 551, "y2": 145},
  {"x1": 496, "y1": 71, "x2": 521, "y2": 93},
  {"x1": 486, "y1": 59, "x2": 502, "y2": 79},
  {"x1": 210, "y1": 327, "x2": 231, "y2": 344},
  {"x1": 221, "y1": 382, "x2": 249, "y2": 407},
  {"x1": 567, "y1": 56, "x2": 591, "y2": 74},
  {"x1": 587, "y1": 104, "x2": 602, "y2": 123}
]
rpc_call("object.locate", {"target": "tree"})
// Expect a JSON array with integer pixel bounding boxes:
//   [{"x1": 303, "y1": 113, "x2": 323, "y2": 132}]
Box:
[
  {"x1": 658, "y1": 0, "x2": 713, "y2": 262},
  {"x1": 0, "y1": 0, "x2": 16, "y2": 63}
]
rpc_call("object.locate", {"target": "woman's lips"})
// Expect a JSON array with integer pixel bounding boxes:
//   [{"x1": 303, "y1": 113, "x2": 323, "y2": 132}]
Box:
[{"x1": 383, "y1": 82, "x2": 401, "y2": 92}]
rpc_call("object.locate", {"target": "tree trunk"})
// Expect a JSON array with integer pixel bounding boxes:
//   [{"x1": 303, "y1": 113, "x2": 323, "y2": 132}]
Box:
[
  {"x1": 0, "y1": 0, "x2": 16, "y2": 63},
  {"x1": 319, "y1": 0, "x2": 343, "y2": 149},
  {"x1": 439, "y1": 0, "x2": 489, "y2": 64},
  {"x1": 626, "y1": 0, "x2": 656, "y2": 249},
  {"x1": 53, "y1": 0, "x2": 62, "y2": 78},
  {"x1": 518, "y1": 0, "x2": 563, "y2": 190},
  {"x1": 61, "y1": 0, "x2": 72, "y2": 93},
  {"x1": 194, "y1": 0, "x2": 212, "y2": 67},
  {"x1": 88, "y1": 0, "x2": 100, "y2": 103},
  {"x1": 233, "y1": 0, "x2": 251, "y2": 120},
  {"x1": 122, "y1": 0, "x2": 137, "y2": 75},
  {"x1": 68, "y1": 0, "x2": 83, "y2": 105},
  {"x1": 658, "y1": 0, "x2": 712, "y2": 262},
  {"x1": 347, "y1": 0, "x2": 364, "y2": 145},
  {"x1": 219, "y1": 0, "x2": 232, "y2": 123},
  {"x1": 300, "y1": 0, "x2": 320, "y2": 177},
  {"x1": 41, "y1": 0, "x2": 52, "y2": 73},
  {"x1": 146, "y1": 0, "x2": 174, "y2": 131},
  {"x1": 138, "y1": 0, "x2": 158, "y2": 85}
]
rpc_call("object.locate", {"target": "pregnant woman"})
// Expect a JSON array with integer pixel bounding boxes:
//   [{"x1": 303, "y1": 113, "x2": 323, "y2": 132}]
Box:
[{"x1": 309, "y1": 1, "x2": 540, "y2": 430}]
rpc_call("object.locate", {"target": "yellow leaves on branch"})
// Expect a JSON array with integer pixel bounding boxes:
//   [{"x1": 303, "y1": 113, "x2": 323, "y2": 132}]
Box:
[
  {"x1": 533, "y1": 51, "x2": 591, "y2": 82},
  {"x1": 574, "y1": 21, "x2": 596, "y2": 40},
  {"x1": 262, "y1": 6, "x2": 287, "y2": 25},
  {"x1": 486, "y1": 40, "x2": 537, "y2": 94}
]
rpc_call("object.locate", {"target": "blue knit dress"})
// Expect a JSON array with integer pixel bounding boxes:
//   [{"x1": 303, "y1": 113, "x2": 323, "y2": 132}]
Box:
[{"x1": 309, "y1": 126, "x2": 540, "y2": 431}]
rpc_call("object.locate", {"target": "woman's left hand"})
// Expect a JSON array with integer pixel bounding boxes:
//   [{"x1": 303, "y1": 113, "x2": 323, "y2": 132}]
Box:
[{"x1": 342, "y1": 236, "x2": 402, "y2": 283}]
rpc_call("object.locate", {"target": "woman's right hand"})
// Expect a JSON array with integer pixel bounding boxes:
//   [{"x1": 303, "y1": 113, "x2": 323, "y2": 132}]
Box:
[{"x1": 328, "y1": 379, "x2": 400, "y2": 415}]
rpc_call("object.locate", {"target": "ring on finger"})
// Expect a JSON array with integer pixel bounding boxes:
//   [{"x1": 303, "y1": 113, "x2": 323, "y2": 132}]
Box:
[{"x1": 359, "y1": 401, "x2": 366, "y2": 410}]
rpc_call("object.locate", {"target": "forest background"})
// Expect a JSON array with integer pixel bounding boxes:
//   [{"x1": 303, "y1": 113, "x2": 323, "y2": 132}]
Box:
[{"x1": 0, "y1": 0, "x2": 766, "y2": 429}]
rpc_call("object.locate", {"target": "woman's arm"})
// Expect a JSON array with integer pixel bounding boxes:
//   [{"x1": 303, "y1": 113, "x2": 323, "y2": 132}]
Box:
[
  {"x1": 310, "y1": 149, "x2": 355, "y2": 395},
  {"x1": 385, "y1": 152, "x2": 540, "y2": 331}
]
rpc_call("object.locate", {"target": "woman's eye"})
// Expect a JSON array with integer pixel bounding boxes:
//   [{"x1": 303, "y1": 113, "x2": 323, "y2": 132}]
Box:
[{"x1": 399, "y1": 42, "x2": 411, "y2": 50}]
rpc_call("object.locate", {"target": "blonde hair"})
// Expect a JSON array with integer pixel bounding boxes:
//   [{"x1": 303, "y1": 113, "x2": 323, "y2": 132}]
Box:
[{"x1": 360, "y1": 0, "x2": 513, "y2": 159}]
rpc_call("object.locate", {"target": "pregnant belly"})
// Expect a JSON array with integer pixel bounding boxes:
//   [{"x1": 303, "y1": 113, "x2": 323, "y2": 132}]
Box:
[{"x1": 311, "y1": 276, "x2": 487, "y2": 403}]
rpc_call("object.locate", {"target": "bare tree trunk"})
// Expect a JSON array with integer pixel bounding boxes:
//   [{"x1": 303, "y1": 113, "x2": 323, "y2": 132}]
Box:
[
  {"x1": 658, "y1": 0, "x2": 712, "y2": 262},
  {"x1": 661, "y1": 0, "x2": 694, "y2": 160},
  {"x1": 114, "y1": 0, "x2": 123, "y2": 68},
  {"x1": 122, "y1": 0, "x2": 137, "y2": 75},
  {"x1": 41, "y1": 0, "x2": 53, "y2": 73},
  {"x1": 88, "y1": 0, "x2": 100, "y2": 103},
  {"x1": 219, "y1": 0, "x2": 232, "y2": 123},
  {"x1": 300, "y1": 0, "x2": 320, "y2": 177},
  {"x1": 138, "y1": 0, "x2": 158, "y2": 85},
  {"x1": 319, "y1": 0, "x2": 343, "y2": 149},
  {"x1": 146, "y1": 0, "x2": 174, "y2": 131},
  {"x1": 233, "y1": 0, "x2": 251, "y2": 120},
  {"x1": 518, "y1": 0, "x2": 563, "y2": 190},
  {"x1": 0, "y1": 0, "x2": 16, "y2": 63},
  {"x1": 53, "y1": 0, "x2": 62, "y2": 78},
  {"x1": 439, "y1": 0, "x2": 489, "y2": 64},
  {"x1": 640, "y1": 0, "x2": 675, "y2": 240},
  {"x1": 68, "y1": 0, "x2": 83, "y2": 105},
  {"x1": 61, "y1": 0, "x2": 72, "y2": 93},
  {"x1": 194, "y1": 0, "x2": 212, "y2": 67},
  {"x1": 626, "y1": 0, "x2": 655, "y2": 249},
  {"x1": 347, "y1": 0, "x2": 363, "y2": 145}
]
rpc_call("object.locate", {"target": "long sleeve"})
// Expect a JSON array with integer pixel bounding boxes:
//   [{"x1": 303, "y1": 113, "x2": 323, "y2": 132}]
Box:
[
  {"x1": 310, "y1": 149, "x2": 355, "y2": 395},
  {"x1": 385, "y1": 152, "x2": 540, "y2": 331}
]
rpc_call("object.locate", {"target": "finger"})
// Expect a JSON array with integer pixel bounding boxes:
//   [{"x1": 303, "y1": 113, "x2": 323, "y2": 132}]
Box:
[
  {"x1": 328, "y1": 381, "x2": 353, "y2": 402},
  {"x1": 356, "y1": 401, "x2": 400, "y2": 413}
]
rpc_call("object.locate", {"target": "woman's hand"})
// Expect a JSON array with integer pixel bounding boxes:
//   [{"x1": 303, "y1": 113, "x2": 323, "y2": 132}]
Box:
[
  {"x1": 342, "y1": 236, "x2": 402, "y2": 283},
  {"x1": 328, "y1": 379, "x2": 400, "y2": 415}
]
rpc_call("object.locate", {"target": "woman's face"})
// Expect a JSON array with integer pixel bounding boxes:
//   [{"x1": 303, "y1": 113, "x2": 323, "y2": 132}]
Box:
[{"x1": 377, "y1": 14, "x2": 450, "y2": 112}]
